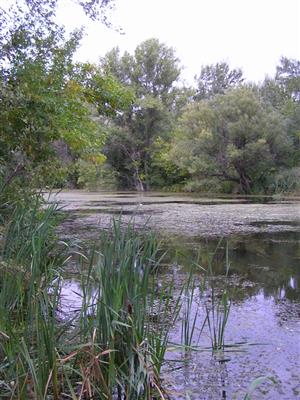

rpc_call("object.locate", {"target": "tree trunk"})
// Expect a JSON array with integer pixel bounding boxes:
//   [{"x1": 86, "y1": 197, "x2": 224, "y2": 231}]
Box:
[
  {"x1": 239, "y1": 171, "x2": 252, "y2": 194},
  {"x1": 133, "y1": 167, "x2": 144, "y2": 191}
]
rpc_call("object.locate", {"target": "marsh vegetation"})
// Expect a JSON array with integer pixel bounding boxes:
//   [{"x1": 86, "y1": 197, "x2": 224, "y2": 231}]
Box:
[
  {"x1": 0, "y1": 194, "x2": 236, "y2": 399},
  {"x1": 1, "y1": 189, "x2": 299, "y2": 399}
]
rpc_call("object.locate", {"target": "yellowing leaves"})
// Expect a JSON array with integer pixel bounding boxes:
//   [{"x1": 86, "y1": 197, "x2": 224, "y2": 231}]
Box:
[{"x1": 86, "y1": 154, "x2": 106, "y2": 165}]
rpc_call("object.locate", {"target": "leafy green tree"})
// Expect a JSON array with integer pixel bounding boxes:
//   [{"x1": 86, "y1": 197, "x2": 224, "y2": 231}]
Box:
[
  {"x1": 195, "y1": 62, "x2": 244, "y2": 100},
  {"x1": 100, "y1": 39, "x2": 183, "y2": 190},
  {"x1": 275, "y1": 57, "x2": 300, "y2": 101},
  {"x1": 149, "y1": 137, "x2": 189, "y2": 189},
  {"x1": 275, "y1": 57, "x2": 300, "y2": 166},
  {"x1": 259, "y1": 77, "x2": 287, "y2": 109},
  {"x1": 260, "y1": 57, "x2": 300, "y2": 169},
  {"x1": 171, "y1": 87, "x2": 293, "y2": 193},
  {"x1": 261, "y1": 57, "x2": 300, "y2": 108},
  {"x1": 0, "y1": 0, "x2": 130, "y2": 189}
]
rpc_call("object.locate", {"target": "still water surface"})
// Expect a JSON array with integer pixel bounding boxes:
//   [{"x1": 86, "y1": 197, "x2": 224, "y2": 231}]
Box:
[{"x1": 51, "y1": 191, "x2": 300, "y2": 399}]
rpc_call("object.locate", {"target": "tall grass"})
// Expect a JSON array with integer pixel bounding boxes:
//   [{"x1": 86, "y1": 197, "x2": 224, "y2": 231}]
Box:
[
  {"x1": 177, "y1": 244, "x2": 231, "y2": 354},
  {"x1": 0, "y1": 196, "x2": 66, "y2": 399},
  {"x1": 0, "y1": 200, "x2": 183, "y2": 399},
  {"x1": 205, "y1": 242, "x2": 231, "y2": 352},
  {"x1": 76, "y1": 219, "x2": 170, "y2": 399},
  {"x1": 0, "y1": 195, "x2": 234, "y2": 399},
  {"x1": 206, "y1": 289, "x2": 231, "y2": 352}
]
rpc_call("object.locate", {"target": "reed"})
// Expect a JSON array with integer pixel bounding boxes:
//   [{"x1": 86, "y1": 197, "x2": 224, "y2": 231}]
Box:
[
  {"x1": 0, "y1": 203, "x2": 178, "y2": 398},
  {"x1": 0, "y1": 196, "x2": 233, "y2": 399},
  {"x1": 0, "y1": 197, "x2": 67, "y2": 399},
  {"x1": 205, "y1": 288, "x2": 231, "y2": 352},
  {"x1": 75, "y1": 219, "x2": 172, "y2": 398}
]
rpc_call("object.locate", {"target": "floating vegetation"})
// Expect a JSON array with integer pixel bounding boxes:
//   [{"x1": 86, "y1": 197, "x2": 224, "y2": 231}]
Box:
[{"x1": 1, "y1": 194, "x2": 297, "y2": 399}]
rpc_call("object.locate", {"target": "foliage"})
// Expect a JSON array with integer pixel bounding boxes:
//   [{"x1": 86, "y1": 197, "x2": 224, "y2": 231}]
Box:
[
  {"x1": 194, "y1": 62, "x2": 244, "y2": 100},
  {"x1": 183, "y1": 177, "x2": 227, "y2": 193},
  {"x1": 171, "y1": 86, "x2": 293, "y2": 193},
  {"x1": 77, "y1": 221, "x2": 169, "y2": 398},
  {"x1": 0, "y1": 0, "x2": 132, "y2": 195},
  {"x1": 100, "y1": 53, "x2": 298, "y2": 193},
  {"x1": 100, "y1": 55, "x2": 299, "y2": 193},
  {"x1": 149, "y1": 137, "x2": 189, "y2": 189},
  {"x1": 100, "y1": 39, "x2": 184, "y2": 190},
  {"x1": 76, "y1": 159, "x2": 118, "y2": 190},
  {"x1": 0, "y1": 3, "x2": 80, "y2": 159},
  {"x1": 0, "y1": 0, "x2": 298, "y2": 196},
  {"x1": 275, "y1": 56, "x2": 300, "y2": 101},
  {"x1": 269, "y1": 167, "x2": 300, "y2": 194},
  {"x1": 260, "y1": 57, "x2": 300, "y2": 169}
]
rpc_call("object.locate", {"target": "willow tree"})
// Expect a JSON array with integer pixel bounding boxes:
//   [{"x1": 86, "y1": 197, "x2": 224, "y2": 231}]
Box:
[{"x1": 171, "y1": 87, "x2": 293, "y2": 193}]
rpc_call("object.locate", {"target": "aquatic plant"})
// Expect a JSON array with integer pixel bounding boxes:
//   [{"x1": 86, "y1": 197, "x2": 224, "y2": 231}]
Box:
[
  {"x1": 205, "y1": 288, "x2": 231, "y2": 352},
  {"x1": 0, "y1": 198, "x2": 66, "y2": 399},
  {"x1": 205, "y1": 241, "x2": 231, "y2": 352},
  {"x1": 243, "y1": 376, "x2": 276, "y2": 399},
  {"x1": 180, "y1": 268, "x2": 207, "y2": 350},
  {"x1": 177, "y1": 241, "x2": 232, "y2": 353},
  {"x1": 0, "y1": 203, "x2": 181, "y2": 398},
  {"x1": 0, "y1": 195, "x2": 236, "y2": 399}
]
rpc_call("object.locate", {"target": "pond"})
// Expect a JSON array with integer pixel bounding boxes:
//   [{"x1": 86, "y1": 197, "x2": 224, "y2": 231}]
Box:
[{"x1": 50, "y1": 190, "x2": 300, "y2": 400}]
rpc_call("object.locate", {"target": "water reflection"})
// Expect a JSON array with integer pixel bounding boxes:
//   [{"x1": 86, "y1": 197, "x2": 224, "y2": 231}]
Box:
[
  {"x1": 56, "y1": 191, "x2": 300, "y2": 400},
  {"x1": 160, "y1": 230, "x2": 300, "y2": 399},
  {"x1": 289, "y1": 276, "x2": 297, "y2": 290},
  {"x1": 165, "y1": 231, "x2": 300, "y2": 302},
  {"x1": 59, "y1": 229, "x2": 300, "y2": 399}
]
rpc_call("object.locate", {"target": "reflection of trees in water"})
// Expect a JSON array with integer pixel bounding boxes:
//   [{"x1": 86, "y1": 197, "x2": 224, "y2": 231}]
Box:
[
  {"x1": 274, "y1": 298, "x2": 300, "y2": 325},
  {"x1": 165, "y1": 231, "x2": 300, "y2": 302}
]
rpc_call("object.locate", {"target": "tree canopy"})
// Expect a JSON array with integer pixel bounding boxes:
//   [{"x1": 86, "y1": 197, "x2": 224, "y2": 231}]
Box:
[
  {"x1": 171, "y1": 87, "x2": 293, "y2": 193},
  {"x1": 0, "y1": 0, "x2": 298, "y2": 194},
  {"x1": 194, "y1": 62, "x2": 244, "y2": 100},
  {"x1": 100, "y1": 39, "x2": 183, "y2": 190},
  {"x1": 0, "y1": 0, "x2": 131, "y2": 188}
]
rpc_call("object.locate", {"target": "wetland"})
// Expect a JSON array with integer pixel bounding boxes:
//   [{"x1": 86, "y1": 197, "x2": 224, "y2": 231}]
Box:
[{"x1": 50, "y1": 190, "x2": 300, "y2": 400}]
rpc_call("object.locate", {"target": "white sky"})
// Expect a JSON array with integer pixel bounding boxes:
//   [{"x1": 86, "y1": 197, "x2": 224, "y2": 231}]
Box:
[
  {"x1": 5, "y1": 0, "x2": 300, "y2": 84},
  {"x1": 56, "y1": 0, "x2": 300, "y2": 84}
]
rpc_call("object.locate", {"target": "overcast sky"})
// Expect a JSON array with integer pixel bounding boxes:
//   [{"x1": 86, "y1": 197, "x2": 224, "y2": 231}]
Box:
[{"x1": 37, "y1": 0, "x2": 300, "y2": 84}]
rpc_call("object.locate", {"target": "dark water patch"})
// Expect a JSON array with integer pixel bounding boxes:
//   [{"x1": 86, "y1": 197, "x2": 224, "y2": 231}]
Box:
[
  {"x1": 86, "y1": 199, "x2": 252, "y2": 206},
  {"x1": 142, "y1": 193, "x2": 174, "y2": 197},
  {"x1": 57, "y1": 206, "x2": 161, "y2": 218},
  {"x1": 113, "y1": 191, "x2": 142, "y2": 195},
  {"x1": 86, "y1": 200, "x2": 133, "y2": 205},
  {"x1": 184, "y1": 193, "x2": 281, "y2": 203},
  {"x1": 77, "y1": 208, "x2": 161, "y2": 216},
  {"x1": 250, "y1": 220, "x2": 300, "y2": 227},
  {"x1": 63, "y1": 208, "x2": 159, "y2": 216},
  {"x1": 108, "y1": 194, "x2": 141, "y2": 198},
  {"x1": 164, "y1": 231, "x2": 300, "y2": 302},
  {"x1": 86, "y1": 200, "x2": 147, "y2": 206}
]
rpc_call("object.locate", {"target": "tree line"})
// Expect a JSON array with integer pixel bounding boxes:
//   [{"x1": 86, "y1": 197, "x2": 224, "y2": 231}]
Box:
[{"x1": 1, "y1": 0, "x2": 299, "y2": 195}]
